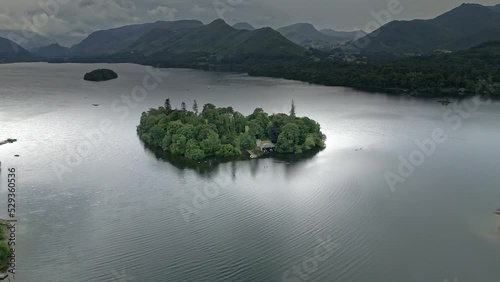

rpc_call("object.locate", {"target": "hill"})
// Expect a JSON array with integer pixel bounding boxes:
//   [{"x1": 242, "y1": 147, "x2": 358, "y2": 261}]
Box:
[
  {"x1": 491, "y1": 4, "x2": 500, "y2": 13},
  {"x1": 69, "y1": 20, "x2": 204, "y2": 57},
  {"x1": 232, "y1": 22, "x2": 255, "y2": 30},
  {"x1": 350, "y1": 3, "x2": 500, "y2": 54},
  {"x1": 319, "y1": 29, "x2": 366, "y2": 43},
  {"x1": 0, "y1": 36, "x2": 38, "y2": 63},
  {"x1": 32, "y1": 43, "x2": 68, "y2": 59},
  {"x1": 127, "y1": 19, "x2": 309, "y2": 66},
  {"x1": 248, "y1": 41, "x2": 500, "y2": 97},
  {"x1": 0, "y1": 30, "x2": 56, "y2": 50},
  {"x1": 277, "y1": 23, "x2": 341, "y2": 50}
]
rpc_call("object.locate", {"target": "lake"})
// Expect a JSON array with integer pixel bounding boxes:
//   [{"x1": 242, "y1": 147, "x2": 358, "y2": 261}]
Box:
[{"x1": 0, "y1": 63, "x2": 499, "y2": 282}]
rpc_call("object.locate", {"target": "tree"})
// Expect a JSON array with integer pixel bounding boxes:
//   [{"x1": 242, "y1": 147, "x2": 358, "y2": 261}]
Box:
[
  {"x1": 248, "y1": 108, "x2": 264, "y2": 120},
  {"x1": 149, "y1": 125, "x2": 165, "y2": 147},
  {"x1": 267, "y1": 121, "x2": 281, "y2": 143},
  {"x1": 239, "y1": 132, "x2": 256, "y2": 150},
  {"x1": 276, "y1": 123, "x2": 300, "y2": 153},
  {"x1": 247, "y1": 120, "x2": 264, "y2": 139},
  {"x1": 216, "y1": 144, "x2": 240, "y2": 157},
  {"x1": 290, "y1": 100, "x2": 296, "y2": 117},
  {"x1": 181, "y1": 102, "x2": 186, "y2": 111},
  {"x1": 233, "y1": 112, "x2": 246, "y2": 133},
  {"x1": 170, "y1": 134, "x2": 187, "y2": 155},
  {"x1": 193, "y1": 100, "x2": 199, "y2": 114},
  {"x1": 185, "y1": 139, "x2": 205, "y2": 160},
  {"x1": 165, "y1": 98, "x2": 172, "y2": 111},
  {"x1": 202, "y1": 103, "x2": 216, "y2": 116},
  {"x1": 200, "y1": 131, "x2": 221, "y2": 156}
]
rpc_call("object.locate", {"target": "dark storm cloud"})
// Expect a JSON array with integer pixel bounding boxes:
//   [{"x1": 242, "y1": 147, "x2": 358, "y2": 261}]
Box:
[{"x1": 79, "y1": 0, "x2": 97, "y2": 8}]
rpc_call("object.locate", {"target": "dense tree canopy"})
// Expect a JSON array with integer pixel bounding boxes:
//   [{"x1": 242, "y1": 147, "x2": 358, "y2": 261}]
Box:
[
  {"x1": 248, "y1": 42, "x2": 500, "y2": 98},
  {"x1": 137, "y1": 101, "x2": 326, "y2": 160}
]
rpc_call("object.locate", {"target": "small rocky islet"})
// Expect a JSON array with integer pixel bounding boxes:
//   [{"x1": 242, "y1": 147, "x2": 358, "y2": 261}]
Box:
[{"x1": 83, "y1": 69, "x2": 118, "y2": 82}]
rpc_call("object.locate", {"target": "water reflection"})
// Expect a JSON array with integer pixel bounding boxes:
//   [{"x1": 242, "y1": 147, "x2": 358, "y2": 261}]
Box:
[{"x1": 140, "y1": 140, "x2": 324, "y2": 179}]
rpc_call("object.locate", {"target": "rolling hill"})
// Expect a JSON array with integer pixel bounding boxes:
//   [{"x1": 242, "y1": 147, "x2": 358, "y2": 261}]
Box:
[
  {"x1": 69, "y1": 20, "x2": 204, "y2": 57},
  {"x1": 490, "y1": 4, "x2": 500, "y2": 13},
  {"x1": 277, "y1": 23, "x2": 341, "y2": 50},
  {"x1": 0, "y1": 36, "x2": 38, "y2": 63},
  {"x1": 130, "y1": 19, "x2": 309, "y2": 62},
  {"x1": 32, "y1": 43, "x2": 69, "y2": 59},
  {"x1": 0, "y1": 30, "x2": 56, "y2": 50},
  {"x1": 232, "y1": 22, "x2": 255, "y2": 30},
  {"x1": 350, "y1": 3, "x2": 500, "y2": 54},
  {"x1": 319, "y1": 29, "x2": 366, "y2": 43}
]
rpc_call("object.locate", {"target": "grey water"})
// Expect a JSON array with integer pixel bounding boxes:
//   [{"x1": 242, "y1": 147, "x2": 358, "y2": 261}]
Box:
[{"x1": 0, "y1": 63, "x2": 499, "y2": 282}]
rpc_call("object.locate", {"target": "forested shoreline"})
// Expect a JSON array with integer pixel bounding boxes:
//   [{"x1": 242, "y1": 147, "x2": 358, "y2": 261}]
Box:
[
  {"x1": 68, "y1": 42, "x2": 500, "y2": 98},
  {"x1": 247, "y1": 42, "x2": 500, "y2": 98}
]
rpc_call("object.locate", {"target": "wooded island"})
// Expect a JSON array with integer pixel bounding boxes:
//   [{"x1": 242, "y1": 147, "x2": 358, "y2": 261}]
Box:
[
  {"x1": 137, "y1": 100, "x2": 326, "y2": 161},
  {"x1": 83, "y1": 69, "x2": 118, "y2": 81}
]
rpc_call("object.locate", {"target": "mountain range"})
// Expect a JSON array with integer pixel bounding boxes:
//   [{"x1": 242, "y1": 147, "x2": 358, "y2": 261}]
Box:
[
  {"x1": 350, "y1": 3, "x2": 500, "y2": 54},
  {"x1": 0, "y1": 30, "x2": 56, "y2": 50},
  {"x1": 31, "y1": 43, "x2": 69, "y2": 59},
  {"x1": 319, "y1": 29, "x2": 366, "y2": 41},
  {"x1": 276, "y1": 23, "x2": 340, "y2": 50},
  {"x1": 0, "y1": 36, "x2": 38, "y2": 63},
  {"x1": 1, "y1": 3, "x2": 500, "y2": 63},
  {"x1": 129, "y1": 19, "x2": 307, "y2": 60},
  {"x1": 68, "y1": 20, "x2": 205, "y2": 57}
]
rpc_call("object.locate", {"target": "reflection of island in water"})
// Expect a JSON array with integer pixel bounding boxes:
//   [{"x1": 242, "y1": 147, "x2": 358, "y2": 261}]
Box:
[{"x1": 141, "y1": 141, "x2": 323, "y2": 179}]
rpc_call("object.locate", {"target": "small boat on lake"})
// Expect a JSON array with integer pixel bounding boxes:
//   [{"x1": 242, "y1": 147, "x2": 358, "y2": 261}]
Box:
[{"x1": 494, "y1": 209, "x2": 500, "y2": 215}]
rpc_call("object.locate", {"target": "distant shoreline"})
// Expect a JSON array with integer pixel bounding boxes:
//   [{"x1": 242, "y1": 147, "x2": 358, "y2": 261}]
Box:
[{"x1": 1, "y1": 61, "x2": 497, "y2": 100}]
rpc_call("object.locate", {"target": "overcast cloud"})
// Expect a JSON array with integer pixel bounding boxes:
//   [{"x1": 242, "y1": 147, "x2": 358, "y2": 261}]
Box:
[{"x1": 0, "y1": 0, "x2": 498, "y2": 37}]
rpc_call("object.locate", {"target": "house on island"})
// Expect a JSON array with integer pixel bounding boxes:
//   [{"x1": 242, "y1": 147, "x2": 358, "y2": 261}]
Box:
[{"x1": 256, "y1": 139, "x2": 276, "y2": 153}]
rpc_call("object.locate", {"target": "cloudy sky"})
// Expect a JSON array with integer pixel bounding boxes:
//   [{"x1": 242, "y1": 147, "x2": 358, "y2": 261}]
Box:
[{"x1": 0, "y1": 0, "x2": 498, "y2": 37}]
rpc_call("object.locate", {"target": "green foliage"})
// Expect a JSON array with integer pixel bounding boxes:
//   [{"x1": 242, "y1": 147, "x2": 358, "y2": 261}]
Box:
[
  {"x1": 217, "y1": 144, "x2": 241, "y2": 157},
  {"x1": 137, "y1": 101, "x2": 325, "y2": 160},
  {"x1": 0, "y1": 242, "x2": 7, "y2": 262},
  {"x1": 277, "y1": 123, "x2": 300, "y2": 153},
  {"x1": 0, "y1": 227, "x2": 8, "y2": 266},
  {"x1": 248, "y1": 41, "x2": 500, "y2": 97},
  {"x1": 239, "y1": 132, "x2": 257, "y2": 150}
]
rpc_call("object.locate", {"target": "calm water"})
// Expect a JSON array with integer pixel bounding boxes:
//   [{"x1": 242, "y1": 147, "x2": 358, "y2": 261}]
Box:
[{"x1": 0, "y1": 63, "x2": 499, "y2": 282}]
